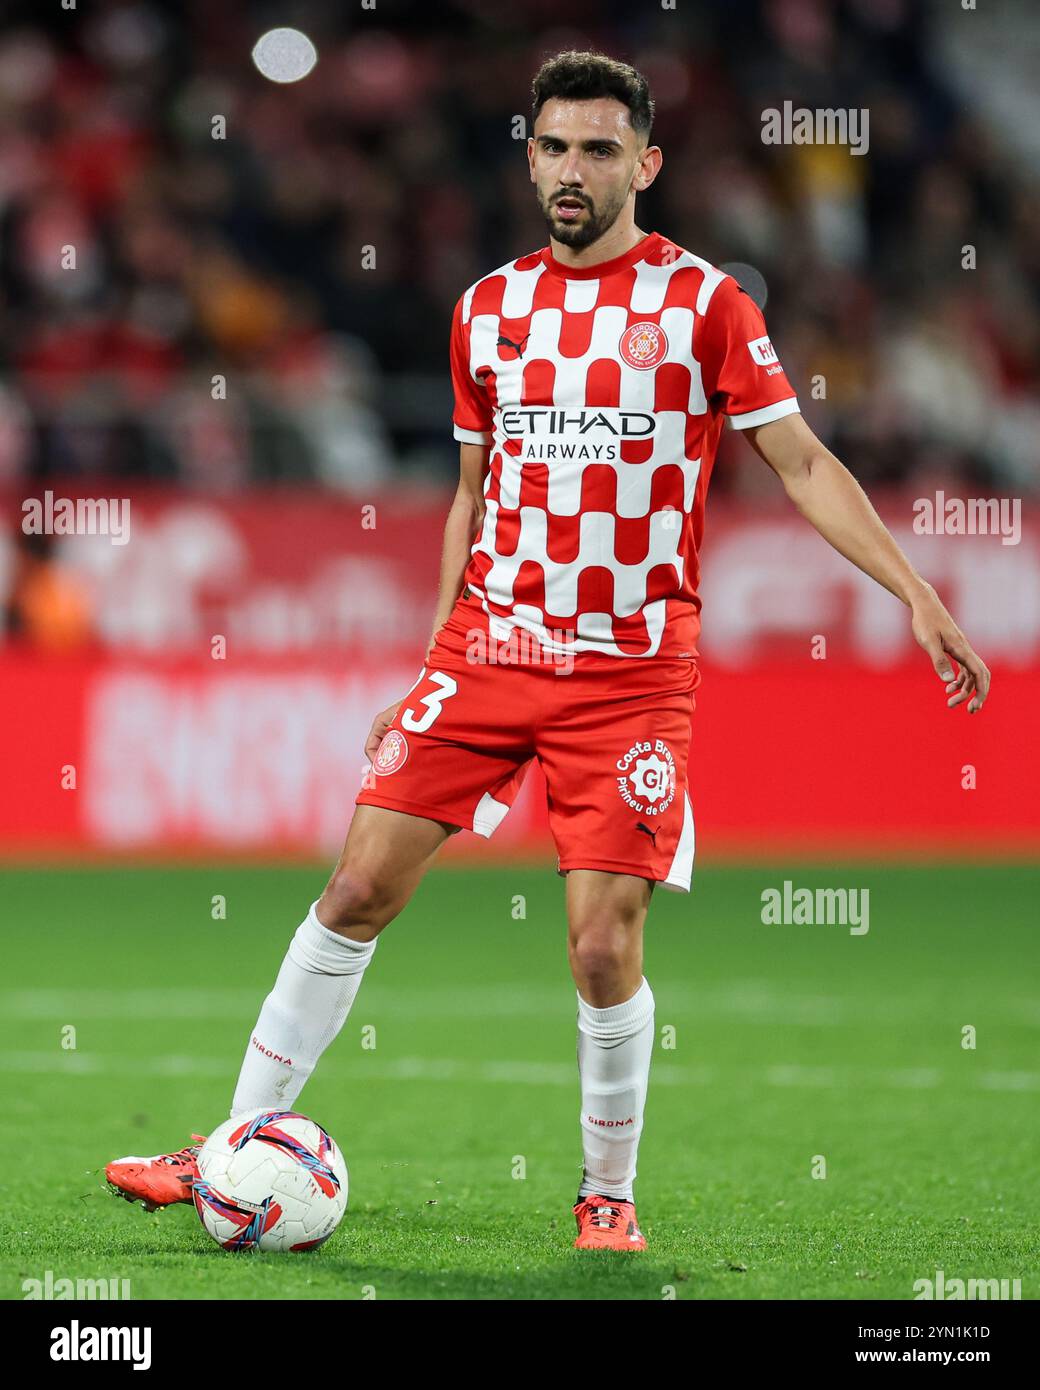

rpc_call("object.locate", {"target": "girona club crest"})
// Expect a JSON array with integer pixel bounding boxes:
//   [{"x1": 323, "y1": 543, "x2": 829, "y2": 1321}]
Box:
[
  {"x1": 619, "y1": 321, "x2": 668, "y2": 370},
  {"x1": 615, "y1": 737, "x2": 677, "y2": 815},
  {"x1": 373, "y1": 729, "x2": 409, "y2": 776}
]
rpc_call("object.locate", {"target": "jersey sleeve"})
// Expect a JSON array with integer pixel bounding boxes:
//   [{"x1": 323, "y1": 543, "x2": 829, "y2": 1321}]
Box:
[
  {"x1": 696, "y1": 275, "x2": 800, "y2": 430},
  {"x1": 450, "y1": 293, "x2": 494, "y2": 444}
]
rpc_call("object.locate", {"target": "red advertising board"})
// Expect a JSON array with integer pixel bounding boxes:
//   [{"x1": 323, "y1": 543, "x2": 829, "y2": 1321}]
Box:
[{"x1": 2, "y1": 487, "x2": 1036, "y2": 859}]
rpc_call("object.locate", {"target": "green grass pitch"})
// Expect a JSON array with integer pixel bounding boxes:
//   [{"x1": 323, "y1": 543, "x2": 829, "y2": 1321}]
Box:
[{"x1": 1, "y1": 861, "x2": 1037, "y2": 1300}]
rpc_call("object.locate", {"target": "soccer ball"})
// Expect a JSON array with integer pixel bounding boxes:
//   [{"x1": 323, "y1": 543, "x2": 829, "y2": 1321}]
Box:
[{"x1": 192, "y1": 1108, "x2": 348, "y2": 1252}]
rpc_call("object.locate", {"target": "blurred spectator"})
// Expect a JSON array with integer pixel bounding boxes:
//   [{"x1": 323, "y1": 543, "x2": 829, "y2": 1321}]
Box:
[{"x1": 5, "y1": 529, "x2": 94, "y2": 649}]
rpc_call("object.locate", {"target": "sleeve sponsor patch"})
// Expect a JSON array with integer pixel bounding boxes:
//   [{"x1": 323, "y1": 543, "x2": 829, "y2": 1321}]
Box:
[{"x1": 746, "y1": 335, "x2": 779, "y2": 367}]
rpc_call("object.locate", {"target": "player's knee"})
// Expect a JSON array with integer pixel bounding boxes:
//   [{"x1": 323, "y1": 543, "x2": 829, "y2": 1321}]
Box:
[
  {"x1": 317, "y1": 866, "x2": 397, "y2": 938},
  {"x1": 569, "y1": 928, "x2": 631, "y2": 986}
]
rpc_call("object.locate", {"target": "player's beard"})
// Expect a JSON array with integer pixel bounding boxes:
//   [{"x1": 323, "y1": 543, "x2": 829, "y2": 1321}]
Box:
[{"x1": 538, "y1": 184, "x2": 629, "y2": 251}]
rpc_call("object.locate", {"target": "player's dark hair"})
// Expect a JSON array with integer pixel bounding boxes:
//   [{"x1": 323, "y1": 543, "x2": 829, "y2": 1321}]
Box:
[{"x1": 531, "y1": 51, "x2": 654, "y2": 143}]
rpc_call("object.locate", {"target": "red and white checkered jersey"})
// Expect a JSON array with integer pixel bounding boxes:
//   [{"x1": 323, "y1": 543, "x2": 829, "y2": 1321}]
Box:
[{"x1": 450, "y1": 230, "x2": 799, "y2": 660}]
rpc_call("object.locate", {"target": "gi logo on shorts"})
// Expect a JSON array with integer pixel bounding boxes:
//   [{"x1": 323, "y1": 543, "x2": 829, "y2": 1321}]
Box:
[
  {"x1": 616, "y1": 738, "x2": 676, "y2": 815},
  {"x1": 373, "y1": 729, "x2": 409, "y2": 776},
  {"x1": 619, "y1": 321, "x2": 668, "y2": 370}
]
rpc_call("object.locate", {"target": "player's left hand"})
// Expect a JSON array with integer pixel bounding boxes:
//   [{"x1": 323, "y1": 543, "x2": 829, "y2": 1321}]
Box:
[{"x1": 910, "y1": 584, "x2": 991, "y2": 713}]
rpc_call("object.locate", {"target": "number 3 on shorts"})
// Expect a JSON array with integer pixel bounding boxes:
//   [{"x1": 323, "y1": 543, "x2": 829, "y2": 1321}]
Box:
[{"x1": 400, "y1": 669, "x2": 458, "y2": 733}]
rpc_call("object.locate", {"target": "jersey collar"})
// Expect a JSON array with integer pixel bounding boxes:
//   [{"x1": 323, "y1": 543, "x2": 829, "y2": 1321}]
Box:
[{"x1": 539, "y1": 231, "x2": 662, "y2": 280}]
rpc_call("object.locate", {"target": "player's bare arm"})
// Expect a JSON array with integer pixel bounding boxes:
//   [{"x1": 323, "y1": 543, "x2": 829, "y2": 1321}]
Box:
[
  {"x1": 746, "y1": 412, "x2": 991, "y2": 713},
  {"x1": 363, "y1": 442, "x2": 489, "y2": 761}
]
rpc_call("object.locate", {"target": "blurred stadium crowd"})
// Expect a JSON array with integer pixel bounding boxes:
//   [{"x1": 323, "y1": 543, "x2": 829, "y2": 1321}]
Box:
[{"x1": 0, "y1": 0, "x2": 1037, "y2": 502}]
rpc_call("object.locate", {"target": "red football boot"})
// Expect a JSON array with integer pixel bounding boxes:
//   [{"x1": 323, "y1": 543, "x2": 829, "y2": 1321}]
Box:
[
  {"x1": 573, "y1": 1194, "x2": 647, "y2": 1251},
  {"x1": 106, "y1": 1136, "x2": 206, "y2": 1211}
]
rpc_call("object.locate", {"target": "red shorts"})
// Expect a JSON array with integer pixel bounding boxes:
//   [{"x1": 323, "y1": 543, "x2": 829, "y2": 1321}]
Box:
[{"x1": 355, "y1": 591, "x2": 700, "y2": 891}]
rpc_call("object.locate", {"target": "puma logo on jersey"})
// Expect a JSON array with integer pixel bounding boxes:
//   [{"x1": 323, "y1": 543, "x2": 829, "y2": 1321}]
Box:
[
  {"x1": 497, "y1": 332, "x2": 530, "y2": 359},
  {"x1": 635, "y1": 822, "x2": 658, "y2": 846}
]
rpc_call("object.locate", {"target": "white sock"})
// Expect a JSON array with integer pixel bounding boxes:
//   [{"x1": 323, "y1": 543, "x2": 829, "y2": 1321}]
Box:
[
  {"x1": 229, "y1": 901, "x2": 377, "y2": 1117},
  {"x1": 575, "y1": 977, "x2": 655, "y2": 1204}
]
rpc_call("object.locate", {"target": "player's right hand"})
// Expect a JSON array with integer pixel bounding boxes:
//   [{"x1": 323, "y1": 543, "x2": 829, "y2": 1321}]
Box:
[{"x1": 365, "y1": 702, "x2": 402, "y2": 762}]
